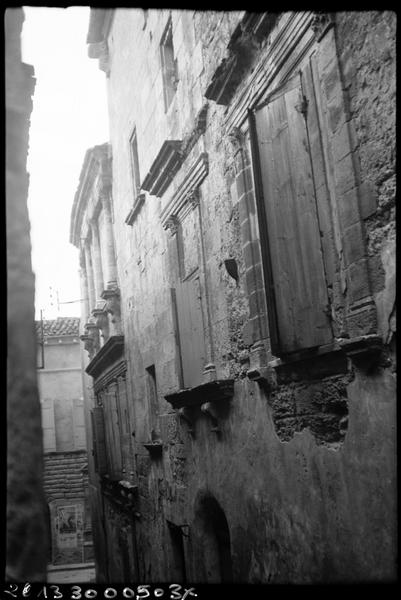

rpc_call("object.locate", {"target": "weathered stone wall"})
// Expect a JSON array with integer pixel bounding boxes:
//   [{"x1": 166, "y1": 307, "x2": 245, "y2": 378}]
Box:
[
  {"x1": 91, "y1": 9, "x2": 396, "y2": 583},
  {"x1": 38, "y1": 331, "x2": 93, "y2": 565},
  {"x1": 335, "y1": 11, "x2": 396, "y2": 354},
  {"x1": 6, "y1": 7, "x2": 48, "y2": 582}
]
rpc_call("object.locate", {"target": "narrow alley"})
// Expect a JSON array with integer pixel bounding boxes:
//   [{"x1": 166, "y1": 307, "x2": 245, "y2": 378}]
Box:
[{"x1": 6, "y1": 8, "x2": 396, "y2": 588}]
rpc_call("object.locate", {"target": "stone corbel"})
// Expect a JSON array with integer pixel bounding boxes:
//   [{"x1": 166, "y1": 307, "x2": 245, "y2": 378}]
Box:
[
  {"x1": 99, "y1": 190, "x2": 112, "y2": 214},
  {"x1": 247, "y1": 340, "x2": 276, "y2": 392},
  {"x1": 187, "y1": 188, "x2": 200, "y2": 210},
  {"x1": 201, "y1": 402, "x2": 220, "y2": 434},
  {"x1": 310, "y1": 12, "x2": 335, "y2": 41},
  {"x1": 178, "y1": 407, "x2": 196, "y2": 437},
  {"x1": 228, "y1": 126, "x2": 245, "y2": 155},
  {"x1": 92, "y1": 304, "x2": 110, "y2": 342},
  {"x1": 80, "y1": 333, "x2": 94, "y2": 359},
  {"x1": 165, "y1": 215, "x2": 179, "y2": 237},
  {"x1": 101, "y1": 286, "x2": 122, "y2": 334},
  {"x1": 88, "y1": 40, "x2": 110, "y2": 75},
  {"x1": 82, "y1": 320, "x2": 100, "y2": 358}
]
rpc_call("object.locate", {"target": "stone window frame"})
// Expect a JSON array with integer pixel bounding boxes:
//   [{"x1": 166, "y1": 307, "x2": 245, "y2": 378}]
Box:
[
  {"x1": 128, "y1": 125, "x2": 141, "y2": 199},
  {"x1": 226, "y1": 14, "x2": 381, "y2": 384},
  {"x1": 160, "y1": 16, "x2": 179, "y2": 112}
]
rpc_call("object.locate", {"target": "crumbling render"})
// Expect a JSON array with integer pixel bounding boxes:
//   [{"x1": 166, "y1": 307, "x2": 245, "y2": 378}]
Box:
[{"x1": 269, "y1": 375, "x2": 352, "y2": 448}]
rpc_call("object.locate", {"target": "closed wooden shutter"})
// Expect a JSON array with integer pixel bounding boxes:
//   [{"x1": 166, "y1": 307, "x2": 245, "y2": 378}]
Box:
[
  {"x1": 91, "y1": 406, "x2": 108, "y2": 475},
  {"x1": 72, "y1": 398, "x2": 86, "y2": 450},
  {"x1": 117, "y1": 375, "x2": 133, "y2": 471},
  {"x1": 42, "y1": 398, "x2": 56, "y2": 453},
  {"x1": 251, "y1": 70, "x2": 333, "y2": 355},
  {"x1": 174, "y1": 278, "x2": 206, "y2": 388},
  {"x1": 104, "y1": 384, "x2": 123, "y2": 478}
]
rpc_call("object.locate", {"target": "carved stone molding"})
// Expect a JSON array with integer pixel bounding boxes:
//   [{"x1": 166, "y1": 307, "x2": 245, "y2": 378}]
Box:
[
  {"x1": 187, "y1": 188, "x2": 200, "y2": 210},
  {"x1": 82, "y1": 320, "x2": 100, "y2": 358},
  {"x1": 86, "y1": 334, "x2": 125, "y2": 380},
  {"x1": 181, "y1": 103, "x2": 209, "y2": 157},
  {"x1": 160, "y1": 152, "x2": 209, "y2": 230},
  {"x1": 310, "y1": 12, "x2": 334, "y2": 41},
  {"x1": 101, "y1": 286, "x2": 122, "y2": 334},
  {"x1": 228, "y1": 126, "x2": 245, "y2": 155},
  {"x1": 92, "y1": 306, "x2": 110, "y2": 341},
  {"x1": 141, "y1": 140, "x2": 183, "y2": 197},
  {"x1": 80, "y1": 334, "x2": 94, "y2": 359},
  {"x1": 165, "y1": 215, "x2": 179, "y2": 236},
  {"x1": 125, "y1": 193, "x2": 146, "y2": 226}
]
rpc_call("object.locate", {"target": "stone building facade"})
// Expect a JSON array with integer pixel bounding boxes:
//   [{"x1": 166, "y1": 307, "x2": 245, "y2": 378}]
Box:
[
  {"x1": 6, "y1": 7, "x2": 48, "y2": 582},
  {"x1": 72, "y1": 10, "x2": 396, "y2": 583},
  {"x1": 36, "y1": 317, "x2": 94, "y2": 567}
]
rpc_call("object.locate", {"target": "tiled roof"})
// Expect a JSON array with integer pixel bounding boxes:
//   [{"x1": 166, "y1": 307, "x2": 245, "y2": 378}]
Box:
[{"x1": 35, "y1": 317, "x2": 80, "y2": 338}]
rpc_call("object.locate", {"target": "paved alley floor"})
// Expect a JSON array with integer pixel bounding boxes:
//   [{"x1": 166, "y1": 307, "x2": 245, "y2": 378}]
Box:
[{"x1": 47, "y1": 562, "x2": 96, "y2": 584}]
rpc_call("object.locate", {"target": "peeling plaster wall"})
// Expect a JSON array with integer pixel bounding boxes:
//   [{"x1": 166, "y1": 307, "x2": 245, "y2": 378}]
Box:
[
  {"x1": 6, "y1": 7, "x2": 48, "y2": 582},
  {"x1": 96, "y1": 10, "x2": 396, "y2": 583}
]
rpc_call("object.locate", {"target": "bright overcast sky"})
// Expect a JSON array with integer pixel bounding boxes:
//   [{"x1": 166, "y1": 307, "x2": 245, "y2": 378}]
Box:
[{"x1": 21, "y1": 6, "x2": 109, "y2": 321}]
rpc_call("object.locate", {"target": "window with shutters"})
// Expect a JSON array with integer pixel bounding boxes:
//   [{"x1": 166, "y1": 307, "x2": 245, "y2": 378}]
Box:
[
  {"x1": 91, "y1": 406, "x2": 108, "y2": 476},
  {"x1": 249, "y1": 60, "x2": 341, "y2": 357},
  {"x1": 91, "y1": 373, "x2": 130, "y2": 479},
  {"x1": 160, "y1": 18, "x2": 178, "y2": 112},
  {"x1": 41, "y1": 397, "x2": 86, "y2": 453},
  {"x1": 172, "y1": 276, "x2": 206, "y2": 389}
]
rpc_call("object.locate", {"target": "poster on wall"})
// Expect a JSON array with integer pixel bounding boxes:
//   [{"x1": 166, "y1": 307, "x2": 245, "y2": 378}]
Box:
[{"x1": 56, "y1": 504, "x2": 78, "y2": 549}]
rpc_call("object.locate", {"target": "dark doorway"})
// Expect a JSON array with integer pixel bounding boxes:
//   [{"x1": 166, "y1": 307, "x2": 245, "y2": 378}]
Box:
[
  {"x1": 195, "y1": 493, "x2": 233, "y2": 583},
  {"x1": 167, "y1": 521, "x2": 187, "y2": 583}
]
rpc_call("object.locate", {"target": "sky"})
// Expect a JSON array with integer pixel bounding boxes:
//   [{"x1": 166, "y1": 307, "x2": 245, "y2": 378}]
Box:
[{"x1": 21, "y1": 6, "x2": 109, "y2": 320}]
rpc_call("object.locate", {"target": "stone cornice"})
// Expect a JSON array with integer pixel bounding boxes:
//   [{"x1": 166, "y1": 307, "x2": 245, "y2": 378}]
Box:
[
  {"x1": 204, "y1": 13, "x2": 278, "y2": 106},
  {"x1": 141, "y1": 140, "x2": 184, "y2": 198},
  {"x1": 86, "y1": 334, "x2": 125, "y2": 380},
  {"x1": 224, "y1": 11, "x2": 316, "y2": 132},
  {"x1": 70, "y1": 143, "x2": 111, "y2": 247},
  {"x1": 160, "y1": 151, "x2": 209, "y2": 230},
  {"x1": 86, "y1": 9, "x2": 114, "y2": 75}
]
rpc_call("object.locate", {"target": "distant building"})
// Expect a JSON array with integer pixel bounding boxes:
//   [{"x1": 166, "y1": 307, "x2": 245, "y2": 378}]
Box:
[
  {"x1": 72, "y1": 10, "x2": 396, "y2": 583},
  {"x1": 36, "y1": 317, "x2": 94, "y2": 567}
]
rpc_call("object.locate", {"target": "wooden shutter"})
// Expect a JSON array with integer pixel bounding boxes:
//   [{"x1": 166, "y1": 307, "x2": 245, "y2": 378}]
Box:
[
  {"x1": 42, "y1": 398, "x2": 56, "y2": 453},
  {"x1": 250, "y1": 71, "x2": 333, "y2": 355},
  {"x1": 117, "y1": 375, "x2": 133, "y2": 471},
  {"x1": 91, "y1": 406, "x2": 108, "y2": 475},
  {"x1": 72, "y1": 398, "x2": 86, "y2": 450},
  {"x1": 174, "y1": 278, "x2": 206, "y2": 388},
  {"x1": 105, "y1": 384, "x2": 123, "y2": 478}
]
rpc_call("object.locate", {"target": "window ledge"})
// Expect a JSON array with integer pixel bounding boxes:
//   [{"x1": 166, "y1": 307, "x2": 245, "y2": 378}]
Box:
[
  {"x1": 101, "y1": 475, "x2": 138, "y2": 507},
  {"x1": 143, "y1": 441, "x2": 163, "y2": 457},
  {"x1": 164, "y1": 379, "x2": 235, "y2": 409},
  {"x1": 265, "y1": 335, "x2": 383, "y2": 383},
  {"x1": 125, "y1": 193, "x2": 146, "y2": 226}
]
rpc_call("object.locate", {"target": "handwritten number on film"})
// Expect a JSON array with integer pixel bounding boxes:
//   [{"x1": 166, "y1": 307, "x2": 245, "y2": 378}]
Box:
[{"x1": 3, "y1": 584, "x2": 197, "y2": 599}]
